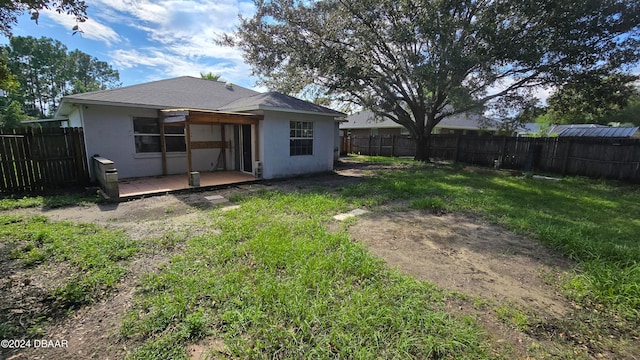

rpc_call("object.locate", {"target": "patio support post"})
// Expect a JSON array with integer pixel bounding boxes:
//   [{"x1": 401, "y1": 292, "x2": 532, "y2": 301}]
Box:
[
  {"x1": 159, "y1": 119, "x2": 167, "y2": 175},
  {"x1": 186, "y1": 117, "x2": 193, "y2": 174},
  {"x1": 221, "y1": 123, "x2": 227, "y2": 170}
]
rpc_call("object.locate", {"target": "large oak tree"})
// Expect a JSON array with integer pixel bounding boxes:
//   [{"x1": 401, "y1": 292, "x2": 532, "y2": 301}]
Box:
[
  {"x1": 546, "y1": 73, "x2": 639, "y2": 124},
  {"x1": 224, "y1": 0, "x2": 640, "y2": 160},
  {"x1": 0, "y1": 0, "x2": 87, "y2": 37}
]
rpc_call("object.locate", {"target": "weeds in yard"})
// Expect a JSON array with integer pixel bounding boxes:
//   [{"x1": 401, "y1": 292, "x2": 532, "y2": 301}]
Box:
[
  {"x1": 120, "y1": 158, "x2": 639, "y2": 358},
  {"x1": 409, "y1": 197, "x2": 448, "y2": 214},
  {"x1": 339, "y1": 160, "x2": 640, "y2": 323},
  {"x1": 4, "y1": 158, "x2": 635, "y2": 357},
  {"x1": 0, "y1": 214, "x2": 138, "y2": 338},
  {"x1": 122, "y1": 191, "x2": 488, "y2": 359},
  {"x1": 494, "y1": 305, "x2": 530, "y2": 332},
  {"x1": 0, "y1": 192, "x2": 102, "y2": 210}
]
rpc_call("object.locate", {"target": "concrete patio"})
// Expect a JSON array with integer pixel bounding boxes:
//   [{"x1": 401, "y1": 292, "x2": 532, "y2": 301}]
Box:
[{"x1": 118, "y1": 171, "x2": 256, "y2": 198}]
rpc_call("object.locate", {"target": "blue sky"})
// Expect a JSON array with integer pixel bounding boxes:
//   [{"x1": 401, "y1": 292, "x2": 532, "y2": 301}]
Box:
[
  {"x1": 4, "y1": 1, "x2": 637, "y2": 105},
  {"x1": 1, "y1": 0, "x2": 262, "y2": 90}
]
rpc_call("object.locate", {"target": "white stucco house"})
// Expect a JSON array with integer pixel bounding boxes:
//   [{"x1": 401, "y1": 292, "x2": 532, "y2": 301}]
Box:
[{"x1": 54, "y1": 76, "x2": 345, "y2": 182}]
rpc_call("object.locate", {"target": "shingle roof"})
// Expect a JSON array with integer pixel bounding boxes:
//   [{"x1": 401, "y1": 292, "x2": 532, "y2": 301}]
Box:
[
  {"x1": 547, "y1": 123, "x2": 605, "y2": 136},
  {"x1": 557, "y1": 126, "x2": 639, "y2": 137},
  {"x1": 340, "y1": 110, "x2": 497, "y2": 130},
  {"x1": 58, "y1": 76, "x2": 259, "y2": 113},
  {"x1": 219, "y1": 91, "x2": 345, "y2": 116},
  {"x1": 56, "y1": 77, "x2": 345, "y2": 118}
]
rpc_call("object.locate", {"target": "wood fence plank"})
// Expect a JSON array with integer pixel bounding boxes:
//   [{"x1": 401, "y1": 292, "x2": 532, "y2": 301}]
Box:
[
  {"x1": 23, "y1": 128, "x2": 36, "y2": 191},
  {"x1": 346, "y1": 134, "x2": 640, "y2": 182},
  {"x1": 0, "y1": 131, "x2": 14, "y2": 190},
  {"x1": 11, "y1": 132, "x2": 27, "y2": 191},
  {"x1": 1, "y1": 134, "x2": 16, "y2": 191},
  {"x1": 0, "y1": 127, "x2": 90, "y2": 193}
]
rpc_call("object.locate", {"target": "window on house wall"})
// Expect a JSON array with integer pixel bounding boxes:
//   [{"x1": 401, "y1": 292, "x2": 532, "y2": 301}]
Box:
[
  {"x1": 400, "y1": 127, "x2": 410, "y2": 135},
  {"x1": 371, "y1": 128, "x2": 379, "y2": 136},
  {"x1": 133, "y1": 117, "x2": 186, "y2": 153},
  {"x1": 290, "y1": 121, "x2": 313, "y2": 156}
]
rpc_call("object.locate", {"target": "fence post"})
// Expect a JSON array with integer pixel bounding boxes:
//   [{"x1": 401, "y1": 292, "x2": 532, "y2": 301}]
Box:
[
  {"x1": 377, "y1": 135, "x2": 382, "y2": 155},
  {"x1": 391, "y1": 135, "x2": 396, "y2": 157},
  {"x1": 368, "y1": 135, "x2": 372, "y2": 156},
  {"x1": 453, "y1": 135, "x2": 461, "y2": 162},
  {"x1": 500, "y1": 136, "x2": 507, "y2": 165},
  {"x1": 561, "y1": 139, "x2": 572, "y2": 175}
]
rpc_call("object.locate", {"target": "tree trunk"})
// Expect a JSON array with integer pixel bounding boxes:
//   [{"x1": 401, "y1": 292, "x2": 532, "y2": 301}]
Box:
[{"x1": 414, "y1": 135, "x2": 430, "y2": 161}]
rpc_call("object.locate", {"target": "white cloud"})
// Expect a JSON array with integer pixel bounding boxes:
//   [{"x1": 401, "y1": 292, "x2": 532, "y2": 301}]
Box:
[
  {"x1": 93, "y1": 0, "x2": 170, "y2": 25},
  {"x1": 484, "y1": 74, "x2": 555, "y2": 106},
  {"x1": 532, "y1": 85, "x2": 555, "y2": 106},
  {"x1": 101, "y1": 0, "x2": 258, "y2": 87},
  {"x1": 110, "y1": 47, "x2": 257, "y2": 88},
  {"x1": 40, "y1": 9, "x2": 121, "y2": 45}
]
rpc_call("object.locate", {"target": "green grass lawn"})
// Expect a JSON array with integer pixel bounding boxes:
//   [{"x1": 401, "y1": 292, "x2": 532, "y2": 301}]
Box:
[
  {"x1": 1, "y1": 156, "x2": 638, "y2": 358},
  {"x1": 339, "y1": 157, "x2": 640, "y2": 321},
  {"x1": 0, "y1": 214, "x2": 138, "y2": 338},
  {"x1": 0, "y1": 192, "x2": 102, "y2": 210},
  {"x1": 121, "y1": 191, "x2": 487, "y2": 359}
]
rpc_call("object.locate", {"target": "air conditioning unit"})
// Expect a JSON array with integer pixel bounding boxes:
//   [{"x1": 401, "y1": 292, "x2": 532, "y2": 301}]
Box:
[{"x1": 254, "y1": 161, "x2": 263, "y2": 178}]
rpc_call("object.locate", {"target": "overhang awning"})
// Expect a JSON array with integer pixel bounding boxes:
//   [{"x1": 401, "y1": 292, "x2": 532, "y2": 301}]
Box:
[
  {"x1": 159, "y1": 109, "x2": 263, "y2": 125},
  {"x1": 156, "y1": 108, "x2": 262, "y2": 177}
]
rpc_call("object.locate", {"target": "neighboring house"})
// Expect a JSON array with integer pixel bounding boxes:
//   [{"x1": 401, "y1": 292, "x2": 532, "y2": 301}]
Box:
[
  {"x1": 514, "y1": 123, "x2": 542, "y2": 137},
  {"x1": 550, "y1": 124, "x2": 640, "y2": 138},
  {"x1": 517, "y1": 123, "x2": 640, "y2": 138},
  {"x1": 340, "y1": 110, "x2": 499, "y2": 137},
  {"x1": 54, "y1": 76, "x2": 345, "y2": 180}
]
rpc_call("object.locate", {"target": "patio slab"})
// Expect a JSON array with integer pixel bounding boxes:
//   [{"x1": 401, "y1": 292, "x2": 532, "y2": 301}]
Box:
[{"x1": 119, "y1": 171, "x2": 256, "y2": 198}]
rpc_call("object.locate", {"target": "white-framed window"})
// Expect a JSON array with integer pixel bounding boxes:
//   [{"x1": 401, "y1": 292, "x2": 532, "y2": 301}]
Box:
[
  {"x1": 290, "y1": 120, "x2": 313, "y2": 156},
  {"x1": 133, "y1": 117, "x2": 186, "y2": 153}
]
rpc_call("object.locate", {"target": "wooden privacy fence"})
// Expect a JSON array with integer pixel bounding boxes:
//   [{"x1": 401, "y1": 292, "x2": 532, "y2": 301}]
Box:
[
  {"x1": 343, "y1": 134, "x2": 640, "y2": 182},
  {"x1": 0, "y1": 127, "x2": 90, "y2": 193}
]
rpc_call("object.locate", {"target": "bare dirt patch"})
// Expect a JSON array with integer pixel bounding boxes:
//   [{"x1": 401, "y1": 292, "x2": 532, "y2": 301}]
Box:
[
  {"x1": 348, "y1": 210, "x2": 579, "y2": 357},
  {"x1": 8, "y1": 253, "x2": 175, "y2": 360},
  {"x1": 349, "y1": 211, "x2": 573, "y2": 317}
]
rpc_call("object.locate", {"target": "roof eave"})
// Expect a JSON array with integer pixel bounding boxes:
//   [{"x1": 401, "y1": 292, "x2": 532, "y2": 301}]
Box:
[
  {"x1": 21, "y1": 117, "x2": 69, "y2": 124},
  {"x1": 60, "y1": 97, "x2": 165, "y2": 109},
  {"x1": 57, "y1": 97, "x2": 216, "y2": 115},
  {"x1": 223, "y1": 104, "x2": 345, "y2": 117}
]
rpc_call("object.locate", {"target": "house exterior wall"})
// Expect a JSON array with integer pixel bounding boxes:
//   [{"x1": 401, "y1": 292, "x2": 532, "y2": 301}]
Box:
[
  {"x1": 347, "y1": 128, "x2": 371, "y2": 137},
  {"x1": 345, "y1": 126, "x2": 494, "y2": 136},
  {"x1": 342, "y1": 128, "x2": 402, "y2": 137},
  {"x1": 190, "y1": 124, "x2": 216, "y2": 172},
  {"x1": 68, "y1": 109, "x2": 82, "y2": 128},
  {"x1": 80, "y1": 105, "x2": 241, "y2": 179},
  {"x1": 79, "y1": 105, "x2": 335, "y2": 181},
  {"x1": 189, "y1": 124, "x2": 236, "y2": 172},
  {"x1": 259, "y1": 111, "x2": 336, "y2": 179},
  {"x1": 378, "y1": 128, "x2": 402, "y2": 136},
  {"x1": 80, "y1": 105, "x2": 188, "y2": 179},
  {"x1": 334, "y1": 121, "x2": 340, "y2": 161}
]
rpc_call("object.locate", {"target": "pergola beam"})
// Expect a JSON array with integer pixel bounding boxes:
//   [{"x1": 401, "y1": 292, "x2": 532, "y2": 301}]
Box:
[
  {"x1": 157, "y1": 108, "x2": 263, "y2": 181},
  {"x1": 160, "y1": 109, "x2": 262, "y2": 125}
]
